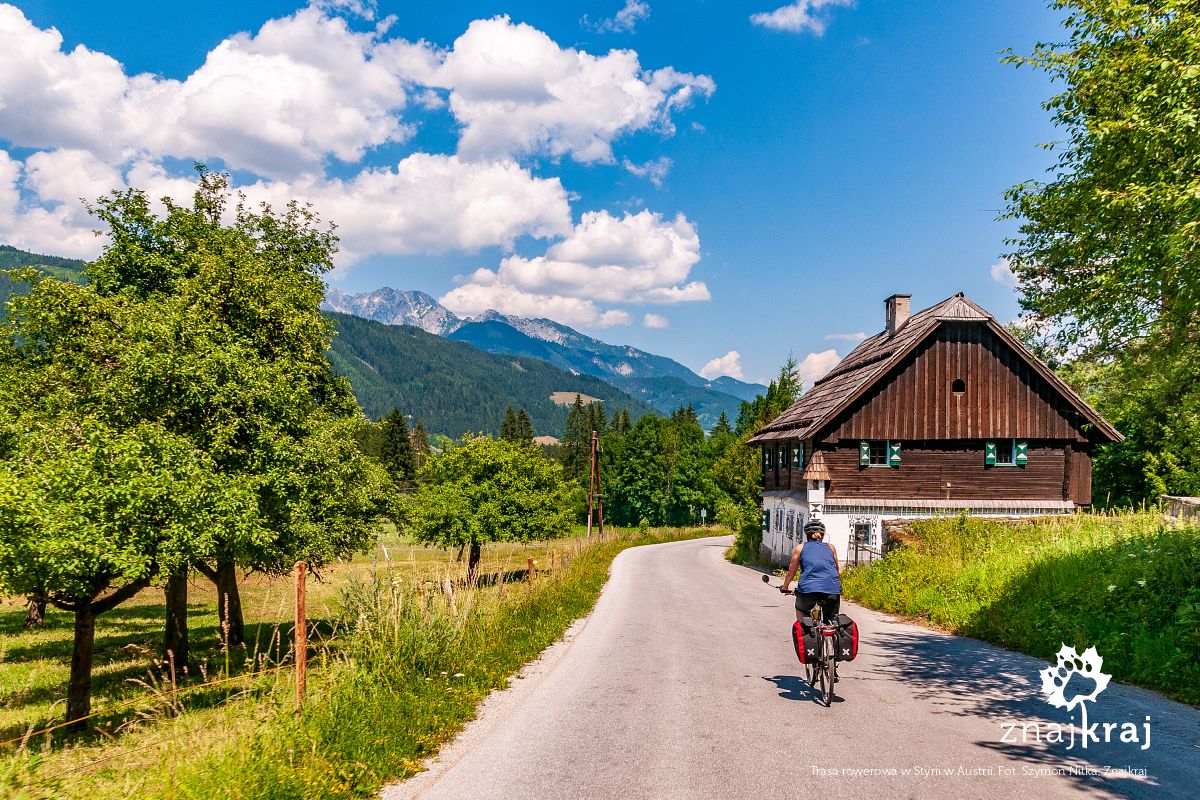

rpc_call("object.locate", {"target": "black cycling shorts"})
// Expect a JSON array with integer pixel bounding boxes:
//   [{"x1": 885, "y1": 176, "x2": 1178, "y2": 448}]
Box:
[{"x1": 795, "y1": 591, "x2": 840, "y2": 620}]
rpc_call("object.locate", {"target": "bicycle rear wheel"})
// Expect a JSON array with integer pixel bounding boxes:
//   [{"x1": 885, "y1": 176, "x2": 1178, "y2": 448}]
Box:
[{"x1": 822, "y1": 635, "x2": 836, "y2": 707}]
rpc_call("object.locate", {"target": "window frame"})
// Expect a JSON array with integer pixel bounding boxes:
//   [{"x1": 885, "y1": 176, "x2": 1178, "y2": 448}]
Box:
[
  {"x1": 860, "y1": 439, "x2": 901, "y2": 468},
  {"x1": 986, "y1": 438, "x2": 1028, "y2": 467}
]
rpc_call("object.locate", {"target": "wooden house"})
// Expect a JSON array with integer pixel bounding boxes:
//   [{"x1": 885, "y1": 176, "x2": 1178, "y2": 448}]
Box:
[{"x1": 747, "y1": 293, "x2": 1123, "y2": 566}]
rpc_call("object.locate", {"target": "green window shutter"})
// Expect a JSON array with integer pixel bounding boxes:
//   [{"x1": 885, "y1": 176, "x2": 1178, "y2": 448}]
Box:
[
  {"x1": 859, "y1": 440, "x2": 871, "y2": 466},
  {"x1": 1015, "y1": 440, "x2": 1028, "y2": 465},
  {"x1": 888, "y1": 441, "x2": 902, "y2": 467},
  {"x1": 985, "y1": 440, "x2": 997, "y2": 466}
]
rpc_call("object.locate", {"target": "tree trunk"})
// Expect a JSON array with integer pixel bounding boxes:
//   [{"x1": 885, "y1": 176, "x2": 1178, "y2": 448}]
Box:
[
  {"x1": 24, "y1": 594, "x2": 47, "y2": 628},
  {"x1": 163, "y1": 569, "x2": 190, "y2": 671},
  {"x1": 67, "y1": 604, "x2": 96, "y2": 728},
  {"x1": 467, "y1": 541, "x2": 482, "y2": 584},
  {"x1": 216, "y1": 560, "x2": 245, "y2": 647}
]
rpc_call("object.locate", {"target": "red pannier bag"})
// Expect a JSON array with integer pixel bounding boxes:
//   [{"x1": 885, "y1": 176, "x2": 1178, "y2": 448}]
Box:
[
  {"x1": 791, "y1": 618, "x2": 819, "y2": 664},
  {"x1": 834, "y1": 613, "x2": 859, "y2": 661}
]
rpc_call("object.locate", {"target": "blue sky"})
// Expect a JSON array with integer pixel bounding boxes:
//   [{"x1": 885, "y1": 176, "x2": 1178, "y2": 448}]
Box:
[{"x1": 0, "y1": 1, "x2": 1063, "y2": 384}]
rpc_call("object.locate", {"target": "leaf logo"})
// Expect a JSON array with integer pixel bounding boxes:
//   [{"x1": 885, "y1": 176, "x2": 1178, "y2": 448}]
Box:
[{"x1": 1039, "y1": 644, "x2": 1111, "y2": 711}]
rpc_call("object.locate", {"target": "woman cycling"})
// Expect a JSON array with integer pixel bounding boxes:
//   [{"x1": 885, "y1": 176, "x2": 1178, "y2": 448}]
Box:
[{"x1": 779, "y1": 518, "x2": 842, "y2": 622}]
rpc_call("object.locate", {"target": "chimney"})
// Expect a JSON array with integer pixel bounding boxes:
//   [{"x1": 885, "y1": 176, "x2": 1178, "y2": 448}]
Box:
[{"x1": 885, "y1": 294, "x2": 911, "y2": 336}]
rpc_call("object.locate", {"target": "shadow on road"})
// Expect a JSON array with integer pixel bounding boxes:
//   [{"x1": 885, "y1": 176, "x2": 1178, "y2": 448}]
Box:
[
  {"x1": 763, "y1": 675, "x2": 845, "y2": 706},
  {"x1": 862, "y1": 627, "x2": 1173, "y2": 798}
]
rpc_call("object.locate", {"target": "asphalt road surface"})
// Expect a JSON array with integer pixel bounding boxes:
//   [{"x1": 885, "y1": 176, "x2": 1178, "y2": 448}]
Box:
[{"x1": 383, "y1": 535, "x2": 1200, "y2": 800}]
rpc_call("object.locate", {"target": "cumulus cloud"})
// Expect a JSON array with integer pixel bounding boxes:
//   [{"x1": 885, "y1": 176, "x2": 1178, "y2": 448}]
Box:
[
  {"x1": 441, "y1": 209, "x2": 706, "y2": 329},
  {"x1": 796, "y1": 349, "x2": 840, "y2": 385},
  {"x1": 824, "y1": 331, "x2": 866, "y2": 342},
  {"x1": 700, "y1": 350, "x2": 744, "y2": 380},
  {"x1": 0, "y1": 3, "x2": 712, "y2": 330},
  {"x1": 622, "y1": 156, "x2": 672, "y2": 187},
  {"x1": 441, "y1": 282, "x2": 632, "y2": 328},
  {"x1": 383, "y1": 16, "x2": 713, "y2": 163},
  {"x1": 448, "y1": 209, "x2": 707, "y2": 304},
  {"x1": 642, "y1": 312, "x2": 669, "y2": 328},
  {"x1": 0, "y1": 5, "x2": 412, "y2": 178},
  {"x1": 583, "y1": 1, "x2": 651, "y2": 34},
  {"x1": 750, "y1": 0, "x2": 855, "y2": 35},
  {"x1": 0, "y1": 150, "x2": 572, "y2": 264},
  {"x1": 990, "y1": 257, "x2": 1019, "y2": 289}
]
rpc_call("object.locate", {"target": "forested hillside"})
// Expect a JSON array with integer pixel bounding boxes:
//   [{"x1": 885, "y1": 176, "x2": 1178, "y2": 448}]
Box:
[
  {"x1": 327, "y1": 312, "x2": 651, "y2": 435},
  {"x1": 0, "y1": 245, "x2": 86, "y2": 307}
]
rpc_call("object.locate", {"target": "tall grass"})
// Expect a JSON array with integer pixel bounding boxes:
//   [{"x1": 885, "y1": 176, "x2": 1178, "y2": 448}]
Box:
[
  {"x1": 2, "y1": 527, "x2": 713, "y2": 799},
  {"x1": 841, "y1": 512, "x2": 1200, "y2": 705}
]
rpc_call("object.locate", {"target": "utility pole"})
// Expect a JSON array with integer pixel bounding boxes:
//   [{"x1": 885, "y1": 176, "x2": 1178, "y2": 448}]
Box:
[
  {"x1": 586, "y1": 430, "x2": 597, "y2": 539},
  {"x1": 595, "y1": 435, "x2": 606, "y2": 540}
]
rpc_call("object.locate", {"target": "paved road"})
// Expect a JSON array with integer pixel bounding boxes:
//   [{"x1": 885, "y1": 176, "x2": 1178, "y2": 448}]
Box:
[{"x1": 383, "y1": 536, "x2": 1200, "y2": 800}]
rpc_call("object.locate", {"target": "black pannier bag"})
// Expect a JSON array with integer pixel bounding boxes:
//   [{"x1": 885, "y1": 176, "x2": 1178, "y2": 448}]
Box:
[
  {"x1": 791, "y1": 618, "x2": 819, "y2": 664},
  {"x1": 834, "y1": 613, "x2": 859, "y2": 661}
]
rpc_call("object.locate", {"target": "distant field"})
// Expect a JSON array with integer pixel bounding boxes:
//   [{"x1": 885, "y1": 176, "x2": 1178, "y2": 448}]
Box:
[{"x1": 550, "y1": 391, "x2": 601, "y2": 406}]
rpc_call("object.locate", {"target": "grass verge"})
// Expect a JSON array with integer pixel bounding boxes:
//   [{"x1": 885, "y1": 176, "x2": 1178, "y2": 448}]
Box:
[
  {"x1": 840, "y1": 512, "x2": 1200, "y2": 705},
  {"x1": 2, "y1": 527, "x2": 715, "y2": 798}
]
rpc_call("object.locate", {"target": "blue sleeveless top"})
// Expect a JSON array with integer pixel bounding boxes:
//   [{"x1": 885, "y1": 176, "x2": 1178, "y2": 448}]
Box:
[{"x1": 798, "y1": 540, "x2": 841, "y2": 594}]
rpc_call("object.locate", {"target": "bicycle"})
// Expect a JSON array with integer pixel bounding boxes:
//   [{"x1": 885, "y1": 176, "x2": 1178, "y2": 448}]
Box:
[{"x1": 762, "y1": 574, "x2": 839, "y2": 707}]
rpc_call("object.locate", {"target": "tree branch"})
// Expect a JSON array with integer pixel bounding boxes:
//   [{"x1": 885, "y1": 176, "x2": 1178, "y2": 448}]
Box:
[{"x1": 92, "y1": 577, "x2": 152, "y2": 615}]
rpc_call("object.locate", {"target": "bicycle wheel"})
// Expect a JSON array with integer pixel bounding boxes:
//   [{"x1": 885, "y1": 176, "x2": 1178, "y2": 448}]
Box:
[{"x1": 822, "y1": 634, "x2": 836, "y2": 707}]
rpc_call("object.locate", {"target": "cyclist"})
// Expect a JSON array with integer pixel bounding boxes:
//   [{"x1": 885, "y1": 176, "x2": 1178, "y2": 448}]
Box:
[{"x1": 779, "y1": 517, "x2": 842, "y2": 622}]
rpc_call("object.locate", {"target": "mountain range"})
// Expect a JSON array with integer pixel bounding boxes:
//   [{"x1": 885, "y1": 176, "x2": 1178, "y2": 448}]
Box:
[{"x1": 323, "y1": 287, "x2": 765, "y2": 426}]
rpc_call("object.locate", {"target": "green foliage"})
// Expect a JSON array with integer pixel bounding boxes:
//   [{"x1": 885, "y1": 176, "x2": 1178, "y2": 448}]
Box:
[
  {"x1": 606, "y1": 412, "x2": 714, "y2": 527},
  {"x1": 405, "y1": 436, "x2": 573, "y2": 550},
  {"x1": 1002, "y1": 1, "x2": 1200, "y2": 502},
  {"x1": 842, "y1": 513, "x2": 1200, "y2": 704},
  {"x1": 325, "y1": 312, "x2": 650, "y2": 436}
]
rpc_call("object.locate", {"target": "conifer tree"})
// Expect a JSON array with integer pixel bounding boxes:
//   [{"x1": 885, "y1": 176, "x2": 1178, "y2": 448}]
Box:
[{"x1": 379, "y1": 408, "x2": 417, "y2": 486}]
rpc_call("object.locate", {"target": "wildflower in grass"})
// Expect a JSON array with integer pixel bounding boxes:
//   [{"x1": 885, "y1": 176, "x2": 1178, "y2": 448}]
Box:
[
  {"x1": 454, "y1": 672, "x2": 465, "y2": 678},
  {"x1": 1108, "y1": 585, "x2": 1117, "y2": 592},
  {"x1": 1137, "y1": 580, "x2": 1146, "y2": 587}
]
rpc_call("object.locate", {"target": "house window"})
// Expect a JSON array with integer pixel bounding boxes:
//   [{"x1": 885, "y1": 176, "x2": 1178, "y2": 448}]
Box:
[
  {"x1": 781, "y1": 444, "x2": 791, "y2": 470},
  {"x1": 761, "y1": 510, "x2": 770, "y2": 531},
  {"x1": 860, "y1": 440, "x2": 902, "y2": 467},
  {"x1": 762, "y1": 447, "x2": 772, "y2": 470},
  {"x1": 792, "y1": 444, "x2": 804, "y2": 470},
  {"x1": 986, "y1": 439, "x2": 1028, "y2": 466},
  {"x1": 786, "y1": 510, "x2": 795, "y2": 539},
  {"x1": 775, "y1": 508, "x2": 783, "y2": 532}
]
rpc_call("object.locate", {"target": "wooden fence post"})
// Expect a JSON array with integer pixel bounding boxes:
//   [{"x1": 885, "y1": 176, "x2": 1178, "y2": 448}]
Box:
[
  {"x1": 551, "y1": 549, "x2": 557, "y2": 574},
  {"x1": 295, "y1": 561, "x2": 307, "y2": 713},
  {"x1": 527, "y1": 557, "x2": 536, "y2": 587}
]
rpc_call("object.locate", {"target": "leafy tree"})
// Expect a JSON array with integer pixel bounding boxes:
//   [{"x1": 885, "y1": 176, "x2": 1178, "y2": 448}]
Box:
[
  {"x1": 1002, "y1": 0, "x2": 1200, "y2": 501},
  {"x1": 413, "y1": 419, "x2": 431, "y2": 470},
  {"x1": 0, "y1": 275, "x2": 255, "y2": 724},
  {"x1": 405, "y1": 436, "x2": 572, "y2": 580}
]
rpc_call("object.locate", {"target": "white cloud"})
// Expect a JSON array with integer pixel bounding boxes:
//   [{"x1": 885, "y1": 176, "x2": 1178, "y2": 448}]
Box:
[
  {"x1": 452, "y1": 209, "x2": 707, "y2": 306},
  {"x1": 0, "y1": 6, "x2": 413, "y2": 179},
  {"x1": 750, "y1": 1, "x2": 855, "y2": 35},
  {"x1": 440, "y1": 282, "x2": 631, "y2": 328},
  {"x1": 441, "y1": 209, "x2": 705, "y2": 329},
  {"x1": 245, "y1": 154, "x2": 572, "y2": 263},
  {"x1": 990, "y1": 257, "x2": 1019, "y2": 289},
  {"x1": 622, "y1": 156, "x2": 672, "y2": 188},
  {"x1": 643, "y1": 312, "x2": 669, "y2": 329},
  {"x1": 700, "y1": 350, "x2": 744, "y2": 380},
  {"x1": 796, "y1": 349, "x2": 840, "y2": 385},
  {"x1": 584, "y1": 1, "x2": 651, "y2": 34},
  {"x1": 386, "y1": 16, "x2": 713, "y2": 163},
  {"x1": 0, "y1": 150, "x2": 572, "y2": 265},
  {"x1": 824, "y1": 331, "x2": 866, "y2": 342}
]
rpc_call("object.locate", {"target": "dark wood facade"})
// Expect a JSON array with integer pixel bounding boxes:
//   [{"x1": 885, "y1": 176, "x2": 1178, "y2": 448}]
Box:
[
  {"x1": 824, "y1": 322, "x2": 1093, "y2": 443},
  {"x1": 753, "y1": 295, "x2": 1120, "y2": 509}
]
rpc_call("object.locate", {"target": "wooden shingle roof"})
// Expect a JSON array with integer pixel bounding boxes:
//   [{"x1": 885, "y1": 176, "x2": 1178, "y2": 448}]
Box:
[{"x1": 747, "y1": 293, "x2": 1122, "y2": 444}]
